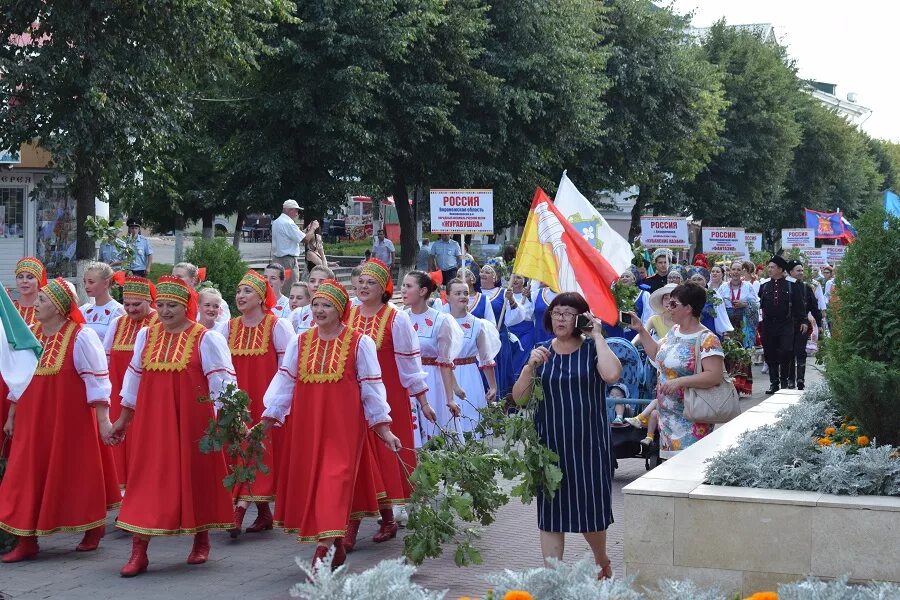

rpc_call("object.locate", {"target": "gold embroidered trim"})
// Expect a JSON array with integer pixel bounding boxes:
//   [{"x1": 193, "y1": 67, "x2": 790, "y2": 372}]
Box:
[
  {"x1": 272, "y1": 523, "x2": 346, "y2": 543},
  {"x1": 236, "y1": 493, "x2": 276, "y2": 502},
  {"x1": 297, "y1": 327, "x2": 354, "y2": 383},
  {"x1": 348, "y1": 304, "x2": 392, "y2": 349},
  {"x1": 111, "y1": 313, "x2": 159, "y2": 352},
  {"x1": 0, "y1": 516, "x2": 108, "y2": 537},
  {"x1": 34, "y1": 321, "x2": 78, "y2": 376},
  {"x1": 467, "y1": 292, "x2": 482, "y2": 313},
  {"x1": 228, "y1": 314, "x2": 275, "y2": 357},
  {"x1": 14, "y1": 302, "x2": 36, "y2": 328},
  {"x1": 116, "y1": 520, "x2": 232, "y2": 536},
  {"x1": 141, "y1": 322, "x2": 205, "y2": 372}
]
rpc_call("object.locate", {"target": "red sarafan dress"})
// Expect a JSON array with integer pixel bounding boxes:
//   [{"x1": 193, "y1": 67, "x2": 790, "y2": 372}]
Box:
[
  {"x1": 220, "y1": 314, "x2": 293, "y2": 502},
  {"x1": 347, "y1": 304, "x2": 427, "y2": 504},
  {"x1": 263, "y1": 326, "x2": 390, "y2": 542},
  {"x1": 0, "y1": 321, "x2": 120, "y2": 536},
  {"x1": 103, "y1": 311, "x2": 158, "y2": 488},
  {"x1": 0, "y1": 301, "x2": 37, "y2": 455},
  {"x1": 116, "y1": 322, "x2": 237, "y2": 535}
]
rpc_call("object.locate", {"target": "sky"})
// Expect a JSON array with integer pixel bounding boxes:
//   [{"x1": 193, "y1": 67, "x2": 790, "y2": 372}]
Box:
[{"x1": 668, "y1": 0, "x2": 900, "y2": 142}]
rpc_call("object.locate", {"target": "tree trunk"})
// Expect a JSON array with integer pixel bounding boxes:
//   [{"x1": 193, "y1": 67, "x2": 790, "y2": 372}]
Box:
[
  {"x1": 74, "y1": 154, "x2": 99, "y2": 262},
  {"x1": 174, "y1": 212, "x2": 186, "y2": 264},
  {"x1": 201, "y1": 211, "x2": 215, "y2": 239},
  {"x1": 392, "y1": 171, "x2": 417, "y2": 277},
  {"x1": 629, "y1": 184, "x2": 652, "y2": 243},
  {"x1": 233, "y1": 208, "x2": 246, "y2": 250}
]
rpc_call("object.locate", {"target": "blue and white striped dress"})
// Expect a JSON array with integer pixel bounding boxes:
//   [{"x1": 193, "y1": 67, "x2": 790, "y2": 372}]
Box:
[{"x1": 534, "y1": 338, "x2": 614, "y2": 533}]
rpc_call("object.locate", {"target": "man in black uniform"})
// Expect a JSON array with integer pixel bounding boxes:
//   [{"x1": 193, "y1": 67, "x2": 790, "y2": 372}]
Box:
[
  {"x1": 758, "y1": 255, "x2": 807, "y2": 394},
  {"x1": 643, "y1": 249, "x2": 672, "y2": 293},
  {"x1": 786, "y1": 260, "x2": 823, "y2": 390}
]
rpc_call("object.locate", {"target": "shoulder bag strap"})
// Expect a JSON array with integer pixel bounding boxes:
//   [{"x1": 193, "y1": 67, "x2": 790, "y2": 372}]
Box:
[{"x1": 693, "y1": 332, "x2": 703, "y2": 376}]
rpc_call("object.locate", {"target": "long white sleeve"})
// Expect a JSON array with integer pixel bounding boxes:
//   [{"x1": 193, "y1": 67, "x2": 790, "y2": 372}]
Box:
[
  {"x1": 503, "y1": 295, "x2": 525, "y2": 327},
  {"x1": 435, "y1": 312, "x2": 464, "y2": 365},
  {"x1": 74, "y1": 327, "x2": 112, "y2": 404},
  {"x1": 391, "y1": 309, "x2": 428, "y2": 396},
  {"x1": 120, "y1": 328, "x2": 147, "y2": 409},
  {"x1": 814, "y1": 282, "x2": 826, "y2": 311},
  {"x1": 712, "y1": 290, "x2": 734, "y2": 334},
  {"x1": 356, "y1": 335, "x2": 392, "y2": 427},
  {"x1": 199, "y1": 330, "x2": 238, "y2": 402},
  {"x1": 273, "y1": 318, "x2": 295, "y2": 359},
  {"x1": 261, "y1": 334, "x2": 300, "y2": 425},
  {"x1": 475, "y1": 318, "x2": 502, "y2": 367},
  {"x1": 512, "y1": 292, "x2": 534, "y2": 322}
]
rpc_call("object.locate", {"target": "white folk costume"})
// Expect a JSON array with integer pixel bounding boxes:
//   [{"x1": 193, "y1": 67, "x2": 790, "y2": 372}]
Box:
[
  {"x1": 289, "y1": 304, "x2": 314, "y2": 333},
  {"x1": 451, "y1": 313, "x2": 501, "y2": 436},
  {"x1": 80, "y1": 298, "x2": 126, "y2": 341},
  {"x1": 408, "y1": 307, "x2": 463, "y2": 445}
]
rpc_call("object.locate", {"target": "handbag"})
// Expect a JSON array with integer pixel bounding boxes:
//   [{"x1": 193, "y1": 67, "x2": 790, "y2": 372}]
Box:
[{"x1": 682, "y1": 329, "x2": 741, "y2": 424}]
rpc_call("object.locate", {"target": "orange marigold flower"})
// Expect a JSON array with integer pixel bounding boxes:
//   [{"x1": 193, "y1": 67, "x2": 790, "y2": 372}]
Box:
[
  {"x1": 857, "y1": 436, "x2": 870, "y2": 446},
  {"x1": 824, "y1": 427, "x2": 836, "y2": 435},
  {"x1": 503, "y1": 592, "x2": 533, "y2": 600},
  {"x1": 847, "y1": 425, "x2": 858, "y2": 432},
  {"x1": 745, "y1": 593, "x2": 779, "y2": 600},
  {"x1": 817, "y1": 437, "x2": 832, "y2": 446}
]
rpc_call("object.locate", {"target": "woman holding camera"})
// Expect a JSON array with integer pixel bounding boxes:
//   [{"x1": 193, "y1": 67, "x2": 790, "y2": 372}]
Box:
[{"x1": 511, "y1": 292, "x2": 622, "y2": 578}]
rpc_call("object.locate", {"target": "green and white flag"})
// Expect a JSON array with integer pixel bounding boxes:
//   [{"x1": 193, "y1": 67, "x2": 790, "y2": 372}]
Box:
[{"x1": 0, "y1": 284, "x2": 41, "y2": 399}]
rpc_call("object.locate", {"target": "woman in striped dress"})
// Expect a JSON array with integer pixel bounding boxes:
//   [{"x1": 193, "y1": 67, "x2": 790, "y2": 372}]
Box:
[{"x1": 511, "y1": 292, "x2": 622, "y2": 578}]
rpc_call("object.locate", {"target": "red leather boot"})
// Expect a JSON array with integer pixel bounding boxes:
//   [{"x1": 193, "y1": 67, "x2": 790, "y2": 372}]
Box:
[
  {"x1": 120, "y1": 536, "x2": 150, "y2": 577},
  {"x1": 372, "y1": 508, "x2": 398, "y2": 543},
  {"x1": 76, "y1": 524, "x2": 106, "y2": 552},
  {"x1": 1, "y1": 536, "x2": 38, "y2": 563},
  {"x1": 342, "y1": 519, "x2": 361, "y2": 552},
  {"x1": 186, "y1": 531, "x2": 210, "y2": 565},
  {"x1": 228, "y1": 505, "x2": 247, "y2": 538},
  {"x1": 245, "y1": 502, "x2": 273, "y2": 533},
  {"x1": 331, "y1": 539, "x2": 346, "y2": 569},
  {"x1": 310, "y1": 544, "x2": 330, "y2": 573}
]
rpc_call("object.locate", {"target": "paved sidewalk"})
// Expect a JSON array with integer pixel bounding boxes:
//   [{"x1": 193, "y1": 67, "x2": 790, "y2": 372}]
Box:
[{"x1": 0, "y1": 364, "x2": 821, "y2": 599}]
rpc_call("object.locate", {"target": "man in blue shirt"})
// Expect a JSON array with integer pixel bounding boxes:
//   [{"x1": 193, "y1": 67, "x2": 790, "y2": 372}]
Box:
[
  {"x1": 126, "y1": 218, "x2": 154, "y2": 277},
  {"x1": 429, "y1": 234, "x2": 462, "y2": 286}
]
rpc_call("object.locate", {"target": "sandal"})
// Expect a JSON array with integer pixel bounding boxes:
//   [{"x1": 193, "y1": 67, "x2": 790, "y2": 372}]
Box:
[{"x1": 597, "y1": 559, "x2": 613, "y2": 580}]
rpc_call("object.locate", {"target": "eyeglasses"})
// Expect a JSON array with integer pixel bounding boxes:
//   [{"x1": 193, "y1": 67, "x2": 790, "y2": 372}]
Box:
[
  {"x1": 550, "y1": 310, "x2": 578, "y2": 322},
  {"x1": 667, "y1": 300, "x2": 682, "y2": 309}
]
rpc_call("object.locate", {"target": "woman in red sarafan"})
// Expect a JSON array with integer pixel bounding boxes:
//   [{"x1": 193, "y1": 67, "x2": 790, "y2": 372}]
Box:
[
  {"x1": 0, "y1": 278, "x2": 119, "y2": 562},
  {"x1": 345, "y1": 259, "x2": 429, "y2": 547},
  {"x1": 261, "y1": 280, "x2": 398, "y2": 571},
  {"x1": 102, "y1": 276, "x2": 158, "y2": 489},
  {"x1": 219, "y1": 270, "x2": 293, "y2": 537},
  {"x1": 108, "y1": 276, "x2": 237, "y2": 577},
  {"x1": 0, "y1": 257, "x2": 46, "y2": 456}
]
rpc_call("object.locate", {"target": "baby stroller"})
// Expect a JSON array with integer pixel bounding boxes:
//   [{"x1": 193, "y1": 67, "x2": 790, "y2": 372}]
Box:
[{"x1": 605, "y1": 337, "x2": 661, "y2": 471}]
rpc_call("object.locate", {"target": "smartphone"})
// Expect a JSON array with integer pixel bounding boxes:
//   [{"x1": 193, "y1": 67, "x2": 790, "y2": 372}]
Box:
[
  {"x1": 575, "y1": 313, "x2": 593, "y2": 331},
  {"x1": 620, "y1": 311, "x2": 631, "y2": 325}
]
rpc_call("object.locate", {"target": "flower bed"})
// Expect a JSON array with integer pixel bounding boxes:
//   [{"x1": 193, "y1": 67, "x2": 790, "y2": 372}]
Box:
[
  {"x1": 704, "y1": 382, "x2": 900, "y2": 496},
  {"x1": 288, "y1": 552, "x2": 900, "y2": 599}
]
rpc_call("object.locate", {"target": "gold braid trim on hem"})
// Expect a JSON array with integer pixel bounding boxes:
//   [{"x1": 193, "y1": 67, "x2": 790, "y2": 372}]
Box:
[
  {"x1": 376, "y1": 491, "x2": 388, "y2": 500},
  {"x1": 349, "y1": 510, "x2": 380, "y2": 520},
  {"x1": 274, "y1": 523, "x2": 347, "y2": 542},
  {"x1": 107, "y1": 501, "x2": 122, "y2": 510},
  {"x1": 115, "y1": 521, "x2": 232, "y2": 536},
  {"x1": 379, "y1": 497, "x2": 409, "y2": 506},
  {"x1": 236, "y1": 495, "x2": 275, "y2": 502},
  {"x1": 0, "y1": 517, "x2": 107, "y2": 537}
]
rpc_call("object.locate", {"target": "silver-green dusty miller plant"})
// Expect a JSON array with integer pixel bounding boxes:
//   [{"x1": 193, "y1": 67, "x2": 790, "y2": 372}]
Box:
[{"x1": 704, "y1": 381, "x2": 900, "y2": 496}]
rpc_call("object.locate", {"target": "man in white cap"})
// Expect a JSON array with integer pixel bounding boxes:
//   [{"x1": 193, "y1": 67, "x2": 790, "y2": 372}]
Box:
[{"x1": 271, "y1": 199, "x2": 317, "y2": 294}]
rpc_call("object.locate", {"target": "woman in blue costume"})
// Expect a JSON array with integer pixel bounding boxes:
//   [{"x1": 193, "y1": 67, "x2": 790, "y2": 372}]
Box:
[
  {"x1": 476, "y1": 265, "x2": 525, "y2": 399},
  {"x1": 602, "y1": 269, "x2": 652, "y2": 341},
  {"x1": 531, "y1": 281, "x2": 557, "y2": 345},
  {"x1": 507, "y1": 274, "x2": 535, "y2": 379}
]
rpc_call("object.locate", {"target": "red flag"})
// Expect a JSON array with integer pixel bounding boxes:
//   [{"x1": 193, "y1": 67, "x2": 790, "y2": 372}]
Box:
[{"x1": 515, "y1": 188, "x2": 620, "y2": 324}]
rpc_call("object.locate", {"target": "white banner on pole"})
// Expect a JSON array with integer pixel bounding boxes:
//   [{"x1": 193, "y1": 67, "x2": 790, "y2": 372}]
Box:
[
  {"x1": 826, "y1": 245, "x2": 847, "y2": 265},
  {"x1": 805, "y1": 248, "x2": 828, "y2": 266},
  {"x1": 430, "y1": 189, "x2": 494, "y2": 234},
  {"x1": 745, "y1": 233, "x2": 763, "y2": 253},
  {"x1": 640, "y1": 216, "x2": 689, "y2": 248}
]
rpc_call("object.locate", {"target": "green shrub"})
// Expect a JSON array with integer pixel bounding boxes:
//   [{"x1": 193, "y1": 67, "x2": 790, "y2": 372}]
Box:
[
  {"x1": 824, "y1": 206, "x2": 900, "y2": 446},
  {"x1": 184, "y1": 238, "x2": 247, "y2": 317},
  {"x1": 147, "y1": 262, "x2": 173, "y2": 283}
]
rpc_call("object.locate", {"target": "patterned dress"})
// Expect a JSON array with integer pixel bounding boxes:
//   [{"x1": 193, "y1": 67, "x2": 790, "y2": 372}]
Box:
[
  {"x1": 533, "y1": 338, "x2": 613, "y2": 533},
  {"x1": 654, "y1": 326, "x2": 724, "y2": 459}
]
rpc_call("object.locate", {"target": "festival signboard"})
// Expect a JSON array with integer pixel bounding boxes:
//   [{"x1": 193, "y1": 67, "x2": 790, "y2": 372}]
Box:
[
  {"x1": 640, "y1": 216, "x2": 689, "y2": 248},
  {"x1": 781, "y1": 228, "x2": 815, "y2": 249},
  {"x1": 745, "y1": 233, "x2": 763, "y2": 253},
  {"x1": 805, "y1": 248, "x2": 828, "y2": 267},
  {"x1": 825, "y1": 245, "x2": 847, "y2": 265},
  {"x1": 702, "y1": 227, "x2": 747, "y2": 256},
  {"x1": 430, "y1": 189, "x2": 494, "y2": 234}
]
